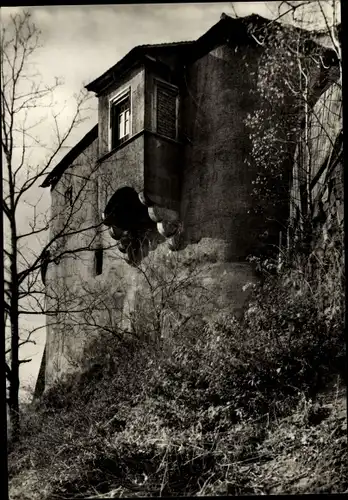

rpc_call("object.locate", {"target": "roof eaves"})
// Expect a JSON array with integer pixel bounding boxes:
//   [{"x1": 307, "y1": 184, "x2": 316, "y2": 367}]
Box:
[
  {"x1": 140, "y1": 41, "x2": 194, "y2": 49},
  {"x1": 85, "y1": 15, "x2": 275, "y2": 95},
  {"x1": 85, "y1": 46, "x2": 141, "y2": 94},
  {"x1": 187, "y1": 13, "x2": 272, "y2": 64},
  {"x1": 85, "y1": 41, "x2": 195, "y2": 94}
]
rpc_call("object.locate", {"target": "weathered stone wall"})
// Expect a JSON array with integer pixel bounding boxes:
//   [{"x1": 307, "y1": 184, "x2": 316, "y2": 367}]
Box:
[
  {"x1": 45, "y1": 37, "x2": 326, "y2": 390},
  {"x1": 43, "y1": 43, "x2": 269, "y2": 389},
  {"x1": 310, "y1": 83, "x2": 343, "y2": 238},
  {"x1": 97, "y1": 136, "x2": 145, "y2": 213},
  {"x1": 144, "y1": 133, "x2": 182, "y2": 211},
  {"x1": 180, "y1": 43, "x2": 265, "y2": 261},
  {"x1": 289, "y1": 82, "x2": 343, "y2": 247},
  {"x1": 45, "y1": 137, "x2": 100, "y2": 386}
]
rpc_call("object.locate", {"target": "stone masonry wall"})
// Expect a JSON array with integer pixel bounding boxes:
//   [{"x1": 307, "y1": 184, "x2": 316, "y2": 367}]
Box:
[
  {"x1": 45, "y1": 137, "x2": 100, "y2": 386},
  {"x1": 44, "y1": 37, "x2": 327, "y2": 389},
  {"x1": 180, "y1": 43, "x2": 265, "y2": 261}
]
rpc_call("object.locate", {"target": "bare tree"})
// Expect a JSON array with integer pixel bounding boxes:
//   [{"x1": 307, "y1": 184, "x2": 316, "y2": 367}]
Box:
[
  {"x1": 56, "y1": 241, "x2": 217, "y2": 376},
  {"x1": 0, "y1": 9, "x2": 107, "y2": 439}
]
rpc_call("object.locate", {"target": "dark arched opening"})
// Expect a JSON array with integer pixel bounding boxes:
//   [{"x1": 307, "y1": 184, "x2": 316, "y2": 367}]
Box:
[
  {"x1": 102, "y1": 186, "x2": 158, "y2": 263},
  {"x1": 103, "y1": 186, "x2": 154, "y2": 233}
]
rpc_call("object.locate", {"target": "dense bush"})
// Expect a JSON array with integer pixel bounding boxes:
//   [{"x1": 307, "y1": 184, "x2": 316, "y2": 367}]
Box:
[{"x1": 8, "y1": 234, "x2": 346, "y2": 498}]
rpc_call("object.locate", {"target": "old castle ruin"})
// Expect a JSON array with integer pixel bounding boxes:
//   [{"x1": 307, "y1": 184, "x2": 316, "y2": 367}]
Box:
[{"x1": 35, "y1": 13, "x2": 342, "y2": 395}]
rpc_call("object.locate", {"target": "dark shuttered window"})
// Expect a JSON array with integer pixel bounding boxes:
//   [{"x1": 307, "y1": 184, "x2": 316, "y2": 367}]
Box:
[
  {"x1": 156, "y1": 82, "x2": 178, "y2": 140},
  {"x1": 94, "y1": 247, "x2": 103, "y2": 276}
]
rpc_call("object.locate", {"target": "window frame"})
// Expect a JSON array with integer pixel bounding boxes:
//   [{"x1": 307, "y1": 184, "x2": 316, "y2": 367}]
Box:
[
  {"x1": 94, "y1": 246, "x2": 103, "y2": 276},
  {"x1": 109, "y1": 87, "x2": 131, "y2": 151},
  {"x1": 154, "y1": 78, "x2": 179, "y2": 141}
]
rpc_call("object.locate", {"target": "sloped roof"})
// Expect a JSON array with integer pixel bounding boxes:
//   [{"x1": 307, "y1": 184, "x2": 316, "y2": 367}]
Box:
[
  {"x1": 85, "y1": 41, "x2": 195, "y2": 95},
  {"x1": 85, "y1": 13, "x2": 273, "y2": 95},
  {"x1": 85, "y1": 12, "x2": 338, "y2": 95}
]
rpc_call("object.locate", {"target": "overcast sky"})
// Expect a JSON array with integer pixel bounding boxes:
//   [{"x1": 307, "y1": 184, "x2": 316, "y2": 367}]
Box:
[{"x1": 1, "y1": 2, "x2": 339, "y2": 397}]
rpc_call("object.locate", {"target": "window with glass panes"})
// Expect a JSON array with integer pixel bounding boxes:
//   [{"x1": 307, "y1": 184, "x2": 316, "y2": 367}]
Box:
[{"x1": 110, "y1": 93, "x2": 130, "y2": 149}]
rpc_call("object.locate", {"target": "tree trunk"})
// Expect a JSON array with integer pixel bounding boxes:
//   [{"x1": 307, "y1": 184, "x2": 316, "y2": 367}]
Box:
[
  {"x1": 9, "y1": 305, "x2": 20, "y2": 442},
  {"x1": 8, "y1": 179, "x2": 20, "y2": 441}
]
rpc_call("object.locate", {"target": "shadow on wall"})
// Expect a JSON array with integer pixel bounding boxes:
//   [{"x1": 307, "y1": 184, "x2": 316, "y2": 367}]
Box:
[{"x1": 181, "y1": 47, "x2": 286, "y2": 260}]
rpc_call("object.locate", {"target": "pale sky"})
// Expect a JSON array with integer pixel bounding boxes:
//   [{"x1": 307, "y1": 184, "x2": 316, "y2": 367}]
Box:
[{"x1": 1, "y1": 2, "x2": 339, "y2": 397}]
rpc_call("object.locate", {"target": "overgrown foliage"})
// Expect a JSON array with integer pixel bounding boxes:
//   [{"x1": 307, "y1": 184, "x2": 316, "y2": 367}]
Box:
[
  {"x1": 245, "y1": 5, "x2": 341, "y2": 254},
  {"x1": 8, "y1": 225, "x2": 346, "y2": 498}
]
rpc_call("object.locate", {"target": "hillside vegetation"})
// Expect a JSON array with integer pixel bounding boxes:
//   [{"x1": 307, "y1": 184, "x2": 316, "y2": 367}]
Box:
[{"x1": 8, "y1": 227, "x2": 346, "y2": 498}]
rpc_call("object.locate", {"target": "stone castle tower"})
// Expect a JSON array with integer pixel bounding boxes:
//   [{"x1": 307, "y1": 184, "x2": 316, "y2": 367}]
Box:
[{"x1": 36, "y1": 13, "x2": 338, "y2": 393}]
